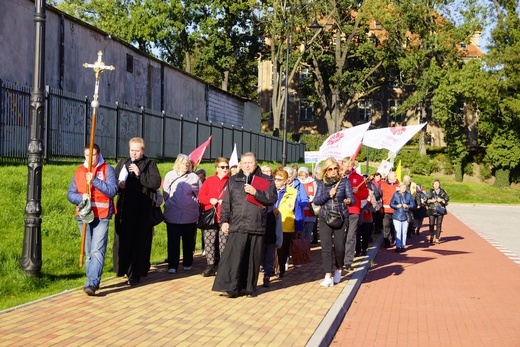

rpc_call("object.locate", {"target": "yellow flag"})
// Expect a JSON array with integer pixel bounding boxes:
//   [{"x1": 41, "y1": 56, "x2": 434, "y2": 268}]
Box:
[{"x1": 396, "y1": 160, "x2": 402, "y2": 182}]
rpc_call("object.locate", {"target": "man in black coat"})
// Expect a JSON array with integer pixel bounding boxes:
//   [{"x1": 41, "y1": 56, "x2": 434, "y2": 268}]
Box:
[{"x1": 212, "y1": 152, "x2": 277, "y2": 298}]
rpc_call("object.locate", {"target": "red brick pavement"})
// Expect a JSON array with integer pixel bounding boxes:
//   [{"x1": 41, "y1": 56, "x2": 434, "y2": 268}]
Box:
[{"x1": 332, "y1": 214, "x2": 520, "y2": 347}]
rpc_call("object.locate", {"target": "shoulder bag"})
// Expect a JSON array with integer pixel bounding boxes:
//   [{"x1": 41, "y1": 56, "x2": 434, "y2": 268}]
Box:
[
  {"x1": 325, "y1": 196, "x2": 344, "y2": 229},
  {"x1": 197, "y1": 185, "x2": 227, "y2": 230}
]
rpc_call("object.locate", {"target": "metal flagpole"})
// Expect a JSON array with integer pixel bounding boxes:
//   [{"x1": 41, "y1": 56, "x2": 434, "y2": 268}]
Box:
[{"x1": 80, "y1": 51, "x2": 114, "y2": 267}]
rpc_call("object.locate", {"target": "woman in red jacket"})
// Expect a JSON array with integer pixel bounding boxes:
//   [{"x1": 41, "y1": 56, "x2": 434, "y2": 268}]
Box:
[{"x1": 198, "y1": 157, "x2": 230, "y2": 277}]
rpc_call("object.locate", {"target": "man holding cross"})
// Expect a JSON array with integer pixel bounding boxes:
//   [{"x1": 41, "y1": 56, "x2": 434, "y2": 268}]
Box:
[{"x1": 68, "y1": 144, "x2": 118, "y2": 296}]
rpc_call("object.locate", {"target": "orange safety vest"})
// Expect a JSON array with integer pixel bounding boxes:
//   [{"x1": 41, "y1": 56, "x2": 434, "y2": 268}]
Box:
[
  {"x1": 380, "y1": 180, "x2": 400, "y2": 214},
  {"x1": 74, "y1": 163, "x2": 111, "y2": 219},
  {"x1": 302, "y1": 180, "x2": 316, "y2": 217}
]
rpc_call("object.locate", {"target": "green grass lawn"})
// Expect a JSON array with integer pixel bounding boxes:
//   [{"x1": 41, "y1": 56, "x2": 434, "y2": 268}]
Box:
[{"x1": 0, "y1": 160, "x2": 519, "y2": 311}]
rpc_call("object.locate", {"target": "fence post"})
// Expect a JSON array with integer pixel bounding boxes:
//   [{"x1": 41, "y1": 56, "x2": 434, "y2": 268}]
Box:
[
  {"x1": 195, "y1": 117, "x2": 199, "y2": 151},
  {"x1": 221, "y1": 123, "x2": 224, "y2": 157},
  {"x1": 84, "y1": 95, "x2": 89, "y2": 147},
  {"x1": 140, "y1": 106, "x2": 144, "y2": 138},
  {"x1": 161, "y1": 110, "x2": 165, "y2": 160},
  {"x1": 209, "y1": 120, "x2": 213, "y2": 161},
  {"x1": 179, "y1": 114, "x2": 184, "y2": 155},
  {"x1": 44, "y1": 86, "x2": 50, "y2": 159},
  {"x1": 115, "y1": 101, "x2": 120, "y2": 161}
]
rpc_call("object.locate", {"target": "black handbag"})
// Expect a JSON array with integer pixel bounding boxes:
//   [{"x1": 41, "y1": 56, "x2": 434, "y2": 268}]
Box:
[
  {"x1": 325, "y1": 199, "x2": 344, "y2": 229},
  {"x1": 435, "y1": 205, "x2": 447, "y2": 215},
  {"x1": 197, "y1": 207, "x2": 217, "y2": 229},
  {"x1": 406, "y1": 210, "x2": 414, "y2": 224},
  {"x1": 151, "y1": 206, "x2": 165, "y2": 226}
]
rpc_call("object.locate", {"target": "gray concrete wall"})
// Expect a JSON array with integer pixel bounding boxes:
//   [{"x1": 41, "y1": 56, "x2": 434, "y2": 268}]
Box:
[{"x1": 0, "y1": 0, "x2": 256, "y2": 131}]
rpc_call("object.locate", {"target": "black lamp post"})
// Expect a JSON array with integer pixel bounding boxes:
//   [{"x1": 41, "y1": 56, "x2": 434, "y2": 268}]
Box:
[
  {"x1": 282, "y1": 28, "x2": 290, "y2": 167},
  {"x1": 21, "y1": 0, "x2": 46, "y2": 276}
]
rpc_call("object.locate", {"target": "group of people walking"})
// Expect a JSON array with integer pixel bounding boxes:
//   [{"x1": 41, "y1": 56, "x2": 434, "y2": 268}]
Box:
[{"x1": 68, "y1": 139, "x2": 449, "y2": 297}]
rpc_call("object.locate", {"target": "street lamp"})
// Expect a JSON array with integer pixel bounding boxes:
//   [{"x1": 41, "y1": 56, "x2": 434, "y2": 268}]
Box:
[
  {"x1": 281, "y1": 27, "x2": 291, "y2": 167},
  {"x1": 22, "y1": 0, "x2": 46, "y2": 276}
]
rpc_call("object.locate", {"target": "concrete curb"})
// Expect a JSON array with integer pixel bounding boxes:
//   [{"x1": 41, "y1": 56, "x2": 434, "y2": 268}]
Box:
[{"x1": 306, "y1": 233, "x2": 383, "y2": 347}]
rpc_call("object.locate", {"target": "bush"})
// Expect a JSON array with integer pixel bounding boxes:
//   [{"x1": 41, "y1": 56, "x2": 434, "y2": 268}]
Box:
[
  {"x1": 479, "y1": 164, "x2": 492, "y2": 181},
  {"x1": 494, "y1": 168, "x2": 510, "y2": 187},
  {"x1": 299, "y1": 133, "x2": 328, "y2": 151},
  {"x1": 464, "y1": 162, "x2": 474, "y2": 176}
]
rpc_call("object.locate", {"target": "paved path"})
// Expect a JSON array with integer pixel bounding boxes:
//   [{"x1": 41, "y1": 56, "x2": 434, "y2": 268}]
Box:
[
  {"x1": 332, "y1": 204, "x2": 520, "y2": 347},
  {"x1": 1, "y1": 205, "x2": 519, "y2": 346}
]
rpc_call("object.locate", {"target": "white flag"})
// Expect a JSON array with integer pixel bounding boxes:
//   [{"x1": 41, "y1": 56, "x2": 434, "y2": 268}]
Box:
[
  {"x1": 363, "y1": 123, "x2": 427, "y2": 154},
  {"x1": 317, "y1": 122, "x2": 371, "y2": 165},
  {"x1": 229, "y1": 143, "x2": 238, "y2": 168},
  {"x1": 376, "y1": 160, "x2": 393, "y2": 177}
]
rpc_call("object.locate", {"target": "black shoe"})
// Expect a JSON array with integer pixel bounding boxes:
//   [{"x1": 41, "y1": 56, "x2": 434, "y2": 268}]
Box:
[
  {"x1": 220, "y1": 290, "x2": 238, "y2": 298},
  {"x1": 401, "y1": 247, "x2": 406, "y2": 253},
  {"x1": 127, "y1": 279, "x2": 139, "y2": 286},
  {"x1": 355, "y1": 252, "x2": 361, "y2": 257},
  {"x1": 361, "y1": 250, "x2": 367, "y2": 256},
  {"x1": 83, "y1": 286, "x2": 96, "y2": 296},
  {"x1": 202, "y1": 265, "x2": 216, "y2": 277},
  {"x1": 246, "y1": 292, "x2": 257, "y2": 298},
  {"x1": 395, "y1": 248, "x2": 400, "y2": 253},
  {"x1": 344, "y1": 264, "x2": 353, "y2": 271},
  {"x1": 383, "y1": 238, "x2": 390, "y2": 248},
  {"x1": 278, "y1": 272, "x2": 284, "y2": 278},
  {"x1": 262, "y1": 276, "x2": 270, "y2": 288},
  {"x1": 310, "y1": 241, "x2": 318, "y2": 244}
]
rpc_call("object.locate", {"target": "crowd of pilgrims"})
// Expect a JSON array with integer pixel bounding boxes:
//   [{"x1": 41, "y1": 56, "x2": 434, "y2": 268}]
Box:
[{"x1": 75, "y1": 137, "x2": 449, "y2": 297}]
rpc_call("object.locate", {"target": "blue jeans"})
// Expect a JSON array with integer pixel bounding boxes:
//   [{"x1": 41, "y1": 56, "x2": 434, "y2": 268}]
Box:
[
  {"x1": 77, "y1": 219, "x2": 109, "y2": 289},
  {"x1": 393, "y1": 219, "x2": 408, "y2": 248}
]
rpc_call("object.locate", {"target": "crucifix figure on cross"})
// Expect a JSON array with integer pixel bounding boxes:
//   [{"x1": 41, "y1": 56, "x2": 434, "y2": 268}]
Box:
[
  {"x1": 83, "y1": 50, "x2": 115, "y2": 108},
  {"x1": 79, "y1": 50, "x2": 115, "y2": 267}
]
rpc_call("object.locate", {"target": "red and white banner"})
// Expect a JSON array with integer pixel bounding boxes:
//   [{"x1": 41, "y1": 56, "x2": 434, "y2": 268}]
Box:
[
  {"x1": 317, "y1": 122, "x2": 371, "y2": 164},
  {"x1": 363, "y1": 123, "x2": 427, "y2": 153},
  {"x1": 189, "y1": 135, "x2": 213, "y2": 167}
]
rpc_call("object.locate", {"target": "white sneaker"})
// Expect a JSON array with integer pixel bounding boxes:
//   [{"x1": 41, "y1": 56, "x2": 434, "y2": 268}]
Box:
[
  {"x1": 320, "y1": 276, "x2": 334, "y2": 287},
  {"x1": 183, "y1": 266, "x2": 192, "y2": 270},
  {"x1": 334, "y1": 269, "x2": 342, "y2": 284},
  {"x1": 168, "y1": 268, "x2": 176, "y2": 274},
  {"x1": 285, "y1": 263, "x2": 289, "y2": 271},
  {"x1": 295, "y1": 264, "x2": 302, "y2": 268}
]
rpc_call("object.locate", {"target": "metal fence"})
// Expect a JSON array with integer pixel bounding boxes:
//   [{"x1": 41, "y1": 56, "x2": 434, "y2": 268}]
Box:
[{"x1": 0, "y1": 80, "x2": 305, "y2": 163}]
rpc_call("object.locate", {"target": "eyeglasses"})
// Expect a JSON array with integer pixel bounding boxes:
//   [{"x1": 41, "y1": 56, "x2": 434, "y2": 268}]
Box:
[
  {"x1": 274, "y1": 178, "x2": 285, "y2": 182},
  {"x1": 218, "y1": 166, "x2": 229, "y2": 169},
  {"x1": 327, "y1": 167, "x2": 339, "y2": 172}
]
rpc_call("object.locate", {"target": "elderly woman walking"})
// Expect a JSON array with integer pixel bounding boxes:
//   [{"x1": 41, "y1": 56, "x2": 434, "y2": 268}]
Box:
[{"x1": 163, "y1": 154, "x2": 202, "y2": 274}]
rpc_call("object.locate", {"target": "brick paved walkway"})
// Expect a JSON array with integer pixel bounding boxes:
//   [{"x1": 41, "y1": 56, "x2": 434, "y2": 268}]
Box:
[{"x1": 1, "y1": 211, "x2": 519, "y2": 346}]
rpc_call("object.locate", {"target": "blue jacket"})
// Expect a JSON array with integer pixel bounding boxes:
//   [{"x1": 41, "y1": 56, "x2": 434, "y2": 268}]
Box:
[
  {"x1": 390, "y1": 191, "x2": 415, "y2": 221},
  {"x1": 290, "y1": 178, "x2": 309, "y2": 231},
  {"x1": 314, "y1": 177, "x2": 356, "y2": 220}
]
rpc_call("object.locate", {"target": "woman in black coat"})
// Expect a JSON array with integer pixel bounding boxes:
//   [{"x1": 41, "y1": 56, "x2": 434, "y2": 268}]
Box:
[
  {"x1": 425, "y1": 180, "x2": 450, "y2": 245},
  {"x1": 313, "y1": 157, "x2": 355, "y2": 287}
]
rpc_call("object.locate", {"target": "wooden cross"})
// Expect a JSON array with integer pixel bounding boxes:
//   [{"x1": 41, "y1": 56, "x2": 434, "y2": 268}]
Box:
[{"x1": 83, "y1": 51, "x2": 115, "y2": 104}]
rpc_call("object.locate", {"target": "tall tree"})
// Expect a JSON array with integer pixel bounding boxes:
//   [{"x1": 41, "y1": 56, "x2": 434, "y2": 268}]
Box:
[
  {"x1": 478, "y1": 0, "x2": 520, "y2": 186},
  {"x1": 190, "y1": 0, "x2": 262, "y2": 96}
]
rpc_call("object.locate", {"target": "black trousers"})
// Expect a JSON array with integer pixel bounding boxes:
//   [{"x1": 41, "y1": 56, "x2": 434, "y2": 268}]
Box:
[
  {"x1": 166, "y1": 222, "x2": 196, "y2": 271},
  {"x1": 277, "y1": 232, "x2": 295, "y2": 276},
  {"x1": 212, "y1": 232, "x2": 263, "y2": 294}
]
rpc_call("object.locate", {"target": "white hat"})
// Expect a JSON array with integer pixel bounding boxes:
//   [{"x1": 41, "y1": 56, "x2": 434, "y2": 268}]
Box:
[{"x1": 298, "y1": 167, "x2": 309, "y2": 175}]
